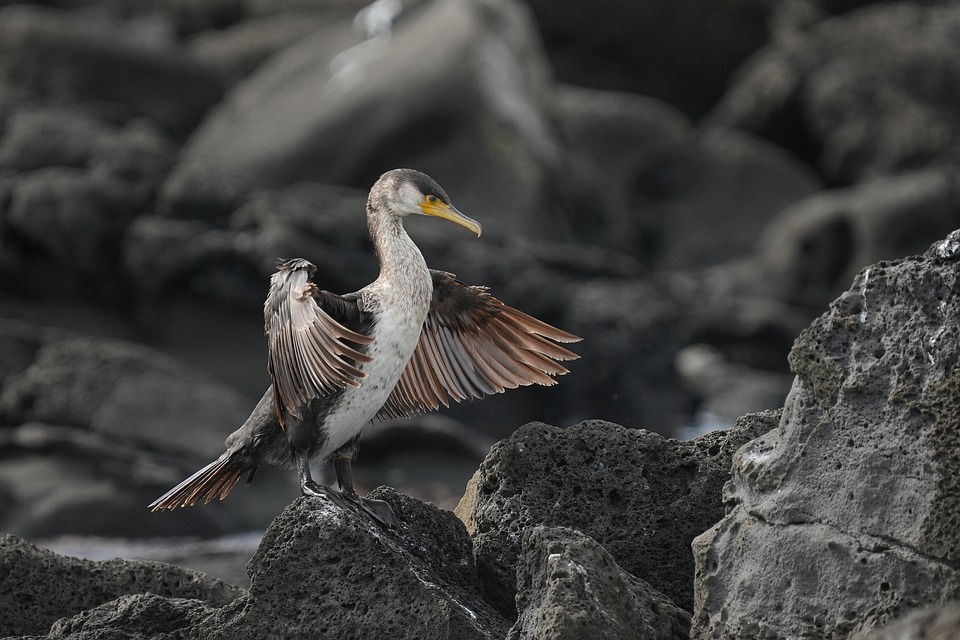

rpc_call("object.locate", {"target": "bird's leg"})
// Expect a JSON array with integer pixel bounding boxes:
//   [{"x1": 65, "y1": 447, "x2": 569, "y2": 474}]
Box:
[
  {"x1": 298, "y1": 452, "x2": 352, "y2": 511},
  {"x1": 333, "y1": 449, "x2": 401, "y2": 530},
  {"x1": 297, "y1": 446, "x2": 400, "y2": 529}
]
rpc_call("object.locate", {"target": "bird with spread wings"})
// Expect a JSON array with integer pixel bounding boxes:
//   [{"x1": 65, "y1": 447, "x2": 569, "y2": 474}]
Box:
[{"x1": 149, "y1": 169, "x2": 580, "y2": 527}]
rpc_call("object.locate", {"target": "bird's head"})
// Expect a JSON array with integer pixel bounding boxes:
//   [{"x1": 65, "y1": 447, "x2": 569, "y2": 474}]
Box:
[{"x1": 375, "y1": 168, "x2": 482, "y2": 236}]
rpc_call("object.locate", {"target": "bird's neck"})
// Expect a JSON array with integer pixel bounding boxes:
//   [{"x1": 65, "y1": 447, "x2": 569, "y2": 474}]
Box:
[{"x1": 368, "y1": 208, "x2": 429, "y2": 287}]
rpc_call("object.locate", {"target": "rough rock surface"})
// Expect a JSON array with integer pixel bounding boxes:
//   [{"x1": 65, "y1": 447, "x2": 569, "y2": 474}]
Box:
[
  {"x1": 12, "y1": 491, "x2": 512, "y2": 640},
  {"x1": 197, "y1": 490, "x2": 510, "y2": 640},
  {"x1": 508, "y1": 526, "x2": 690, "y2": 640},
  {"x1": 691, "y1": 233, "x2": 960, "y2": 638},
  {"x1": 0, "y1": 534, "x2": 241, "y2": 638},
  {"x1": 456, "y1": 411, "x2": 781, "y2": 615}
]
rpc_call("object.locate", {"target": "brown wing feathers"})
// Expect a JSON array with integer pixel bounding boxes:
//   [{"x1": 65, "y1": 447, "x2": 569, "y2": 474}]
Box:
[
  {"x1": 266, "y1": 259, "x2": 373, "y2": 423},
  {"x1": 377, "y1": 272, "x2": 580, "y2": 420}
]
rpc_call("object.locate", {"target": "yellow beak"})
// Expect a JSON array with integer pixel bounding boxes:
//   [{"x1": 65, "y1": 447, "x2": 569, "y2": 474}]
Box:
[{"x1": 420, "y1": 200, "x2": 482, "y2": 237}]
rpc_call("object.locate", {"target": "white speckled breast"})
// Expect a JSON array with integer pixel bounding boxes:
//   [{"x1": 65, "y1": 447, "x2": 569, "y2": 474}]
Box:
[{"x1": 312, "y1": 246, "x2": 433, "y2": 461}]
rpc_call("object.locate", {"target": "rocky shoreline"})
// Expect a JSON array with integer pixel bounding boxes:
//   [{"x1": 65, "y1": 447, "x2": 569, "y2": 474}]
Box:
[
  {"x1": 2, "y1": 0, "x2": 960, "y2": 637},
  {"x1": 3, "y1": 236, "x2": 960, "y2": 637}
]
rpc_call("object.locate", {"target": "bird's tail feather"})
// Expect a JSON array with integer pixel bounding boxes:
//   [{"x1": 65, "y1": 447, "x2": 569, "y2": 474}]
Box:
[{"x1": 148, "y1": 455, "x2": 246, "y2": 511}]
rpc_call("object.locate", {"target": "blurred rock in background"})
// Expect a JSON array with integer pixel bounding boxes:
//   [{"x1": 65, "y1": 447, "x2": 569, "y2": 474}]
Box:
[{"x1": 0, "y1": 0, "x2": 958, "y2": 582}]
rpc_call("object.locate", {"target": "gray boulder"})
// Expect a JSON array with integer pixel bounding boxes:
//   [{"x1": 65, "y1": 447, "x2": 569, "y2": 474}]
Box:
[
  {"x1": 186, "y1": 13, "x2": 333, "y2": 84},
  {"x1": 691, "y1": 231, "x2": 960, "y2": 638},
  {"x1": 195, "y1": 490, "x2": 511, "y2": 639},
  {"x1": 709, "y1": 2, "x2": 960, "y2": 184},
  {"x1": 170, "y1": 0, "x2": 564, "y2": 233},
  {"x1": 0, "y1": 108, "x2": 177, "y2": 285},
  {"x1": 554, "y1": 87, "x2": 822, "y2": 269},
  {"x1": 0, "y1": 534, "x2": 241, "y2": 638},
  {"x1": 0, "y1": 328, "x2": 247, "y2": 456},
  {"x1": 126, "y1": 181, "x2": 372, "y2": 307},
  {"x1": 0, "y1": 5, "x2": 223, "y2": 137},
  {"x1": 756, "y1": 169, "x2": 960, "y2": 309},
  {"x1": 508, "y1": 526, "x2": 690, "y2": 640},
  {"x1": 456, "y1": 412, "x2": 781, "y2": 616},
  {"x1": 0, "y1": 320, "x2": 293, "y2": 538}
]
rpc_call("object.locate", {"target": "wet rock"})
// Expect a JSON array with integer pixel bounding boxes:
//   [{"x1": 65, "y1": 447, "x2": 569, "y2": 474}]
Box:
[
  {"x1": 195, "y1": 491, "x2": 511, "y2": 639},
  {"x1": 709, "y1": 3, "x2": 960, "y2": 185},
  {"x1": 456, "y1": 411, "x2": 781, "y2": 616},
  {"x1": 170, "y1": 0, "x2": 563, "y2": 233},
  {"x1": 509, "y1": 526, "x2": 691, "y2": 640},
  {"x1": 0, "y1": 5, "x2": 223, "y2": 138},
  {"x1": 691, "y1": 235, "x2": 960, "y2": 638},
  {"x1": 0, "y1": 534, "x2": 241, "y2": 638}
]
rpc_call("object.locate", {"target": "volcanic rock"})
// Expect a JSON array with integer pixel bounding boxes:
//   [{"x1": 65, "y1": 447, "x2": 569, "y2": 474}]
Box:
[
  {"x1": 197, "y1": 490, "x2": 511, "y2": 639},
  {"x1": 508, "y1": 526, "x2": 690, "y2": 640},
  {"x1": 0, "y1": 534, "x2": 241, "y2": 638},
  {"x1": 691, "y1": 232, "x2": 960, "y2": 638},
  {"x1": 456, "y1": 411, "x2": 781, "y2": 616}
]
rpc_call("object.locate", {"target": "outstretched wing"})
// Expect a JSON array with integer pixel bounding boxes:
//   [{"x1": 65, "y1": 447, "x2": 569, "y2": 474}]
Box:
[
  {"x1": 376, "y1": 270, "x2": 581, "y2": 420},
  {"x1": 265, "y1": 258, "x2": 373, "y2": 424}
]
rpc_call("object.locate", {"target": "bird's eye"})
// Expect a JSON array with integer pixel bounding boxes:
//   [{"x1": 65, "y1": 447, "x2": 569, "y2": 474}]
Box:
[{"x1": 426, "y1": 195, "x2": 438, "y2": 203}]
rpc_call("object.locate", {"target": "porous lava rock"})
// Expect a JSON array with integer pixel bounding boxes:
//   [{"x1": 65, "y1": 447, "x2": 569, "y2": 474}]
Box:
[
  {"x1": 508, "y1": 526, "x2": 690, "y2": 640},
  {"x1": 195, "y1": 490, "x2": 511, "y2": 640},
  {"x1": 691, "y1": 231, "x2": 960, "y2": 638},
  {"x1": 0, "y1": 534, "x2": 241, "y2": 638},
  {"x1": 456, "y1": 411, "x2": 781, "y2": 615}
]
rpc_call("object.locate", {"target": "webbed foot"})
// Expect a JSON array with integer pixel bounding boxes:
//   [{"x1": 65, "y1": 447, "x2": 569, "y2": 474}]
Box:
[{"x1": 301, "y1": 482, "x2": 400, "y2": 529}]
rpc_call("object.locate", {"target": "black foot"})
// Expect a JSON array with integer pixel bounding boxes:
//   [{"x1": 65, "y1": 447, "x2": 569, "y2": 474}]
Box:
[{"x1": 302, "y1": 482, "x2": 400, "y2": 529}]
